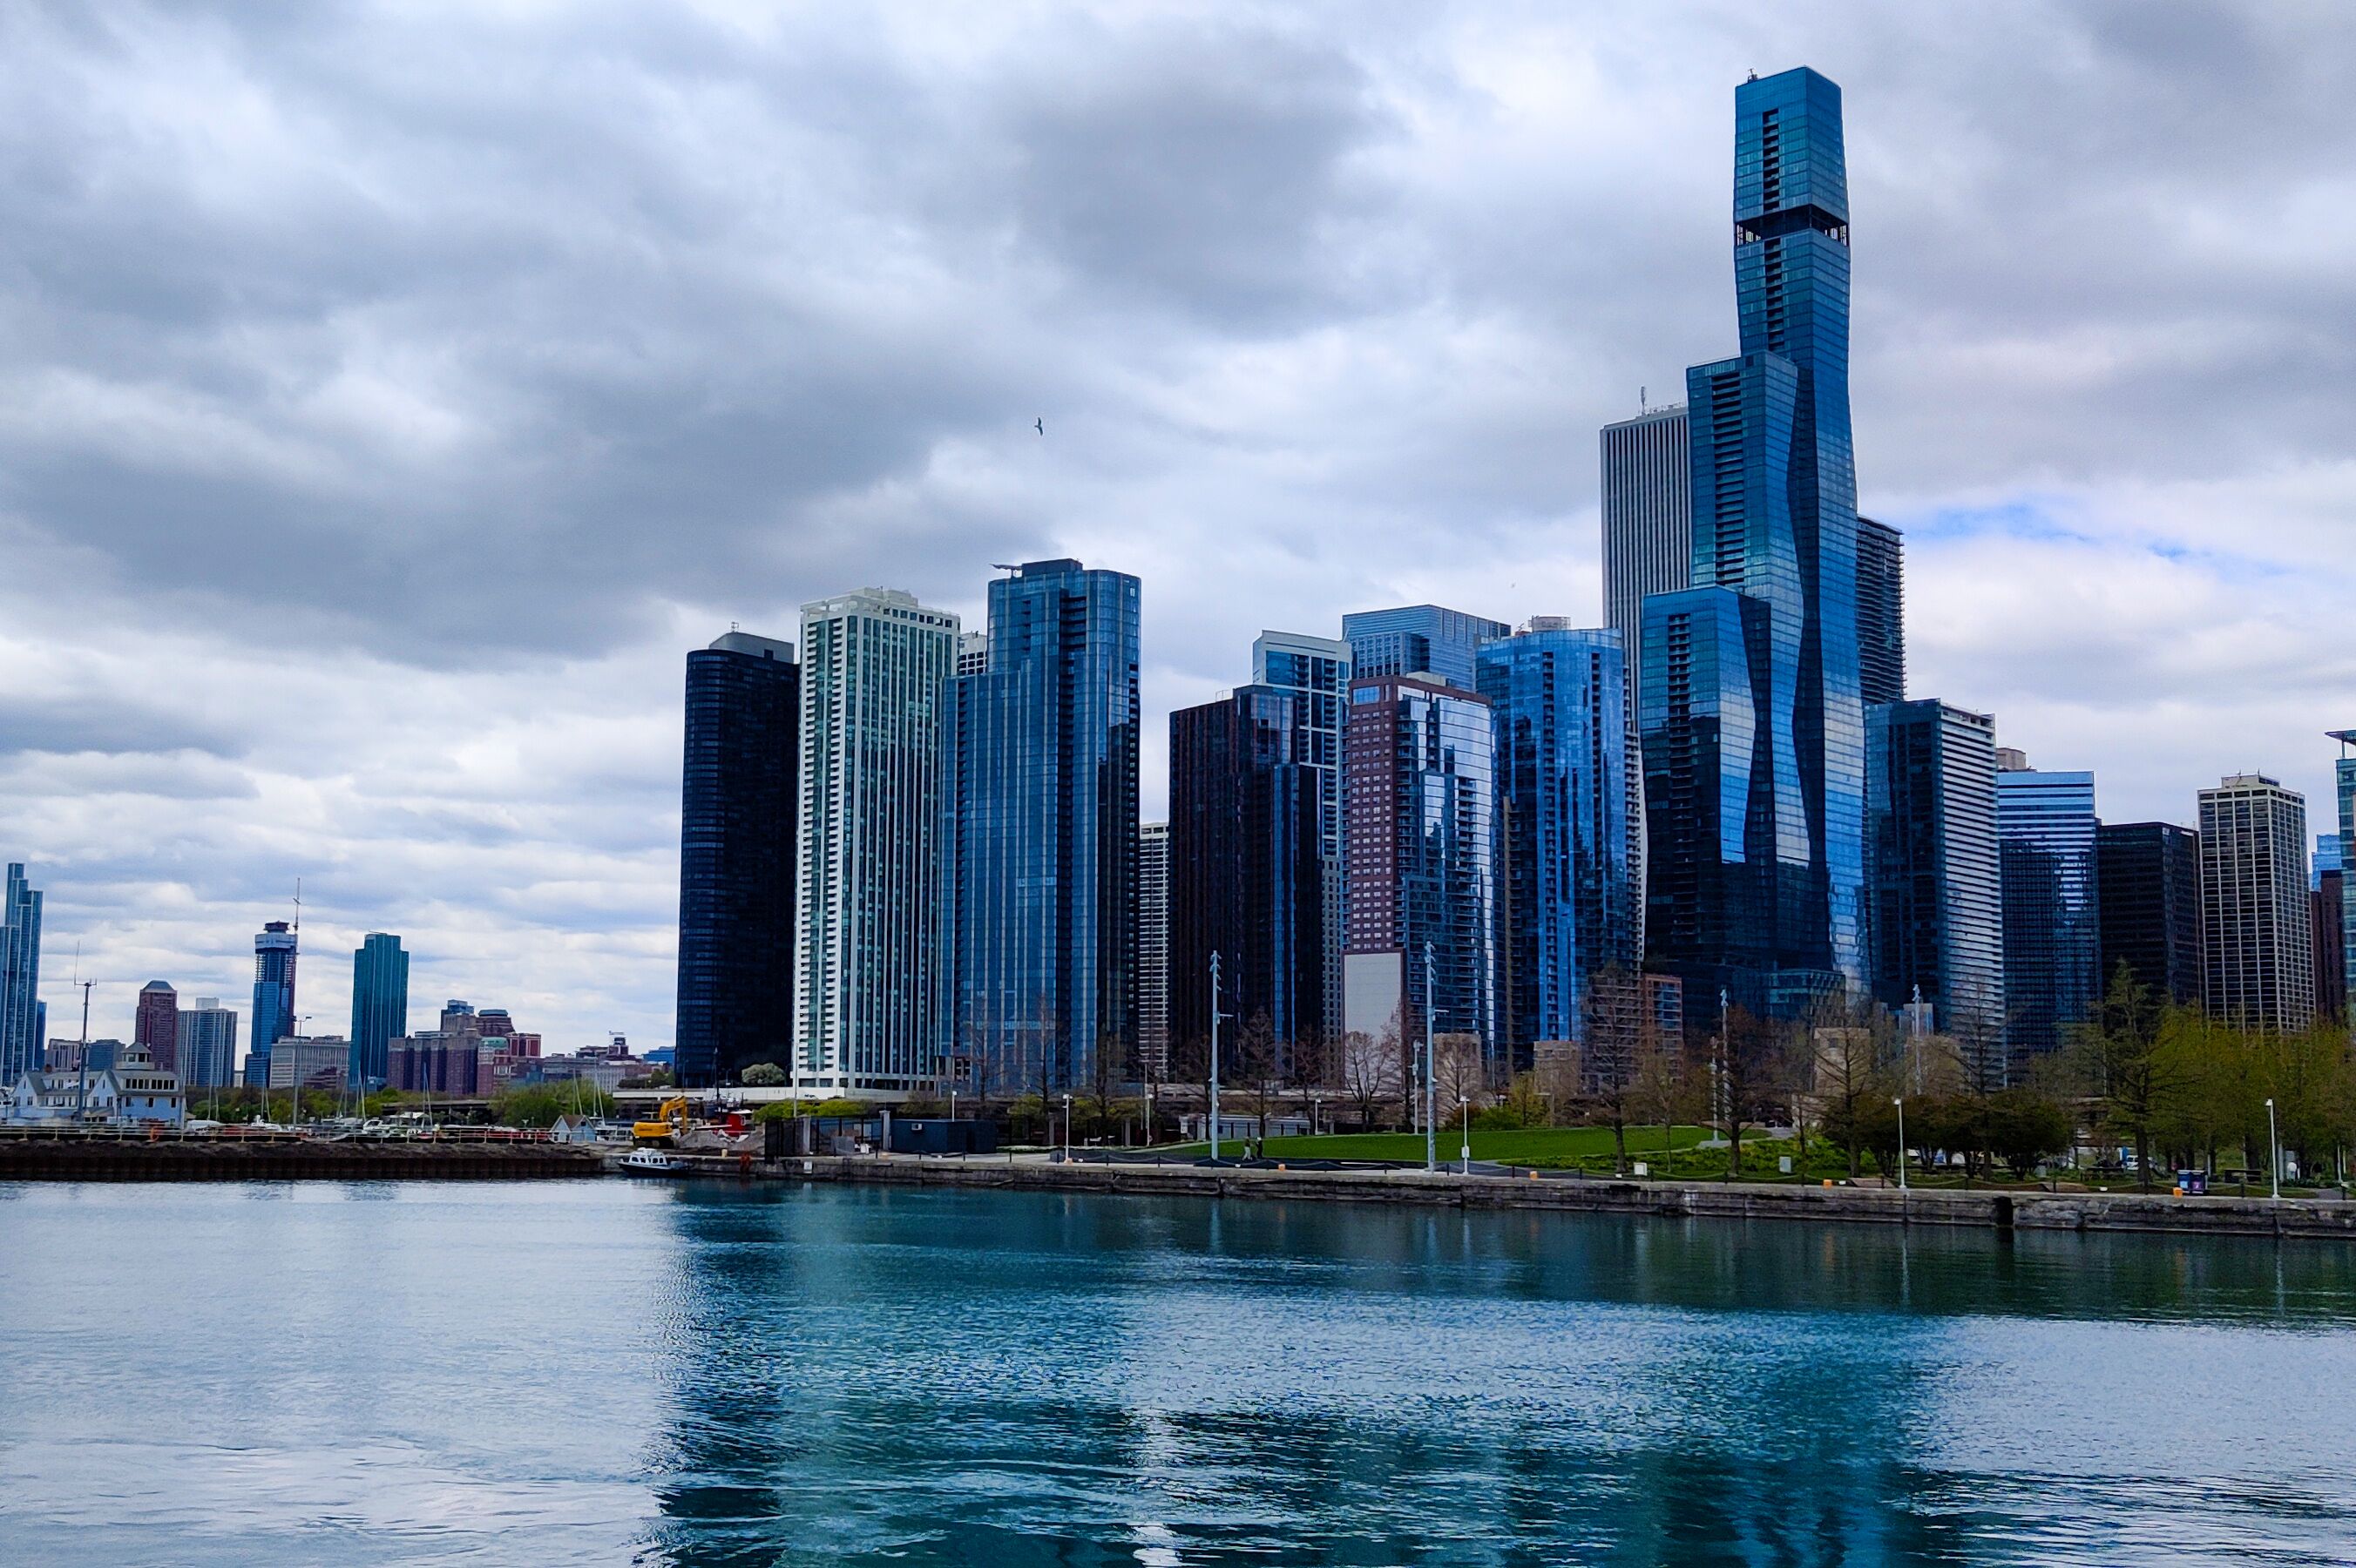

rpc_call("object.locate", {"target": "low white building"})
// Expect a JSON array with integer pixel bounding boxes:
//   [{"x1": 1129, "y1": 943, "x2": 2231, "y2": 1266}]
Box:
[{"x1": 4, "y1": 1042, "x2": 185, "y2": 1127}]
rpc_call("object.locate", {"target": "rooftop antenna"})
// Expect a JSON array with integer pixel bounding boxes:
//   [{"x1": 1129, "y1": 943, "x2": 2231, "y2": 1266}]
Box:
[{"x1": 1640, "y1": 385, "x2": 1647, "y2": 411}]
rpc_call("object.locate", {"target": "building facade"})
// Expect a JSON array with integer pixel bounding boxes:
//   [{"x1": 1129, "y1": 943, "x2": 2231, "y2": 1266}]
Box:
[
  {"x1": 794, "y1": 589, "x2": 959, "y2": 1102},
  {"x1": 1339, "y1": 605, "x2": 1510, "y2": 693},
  {"x1": 1477, "y1": 621, "x2": 1632, "y2": 1066},
  {"x1": 1252, "y1": 630, "x2": 1352, "y2": 1040},
  {"x1": 134, "y1": 981, "x2": 179, "y2": 1077},
  {"x1": 245, "y1": 920, "x2": 299, "y2": 1089},
  {"x1": 177, "y1": 997, "x2": 240, "y2": 1090},
  {"x1": 267, "y1": 1036, "x2": 351, "y2": 1092},
  {"x1": 2335, "y1": 733, "x2": 2356, "y2": 1032},
  {"x1": 1649, "y1": 65, "x2": 1869, "y2": 1026},
  {"x1": 1, "y1": 863, "x2": 42, "y2": 1085},
  {"x1": 1601, "y1": 402, "x2": 1690, "y2": 963},
  {"x1": 1996, "y1": 760, "x2": 2101, "y2": 1076},
  {"x1": 349, "y1": 933, "x2": 410, "y2": 1090},
  {"x1": 2095, "y1": 822, "x2": 2204, "y2": 1007},
  {"x1": 2198, "y1": 773, "x2": 2312, "y2": 1031},
  {"x1": 1864, "y1": 700, "x2": 2004, "y2": 1069},
  {"x1": 1856, "y1": 517, "x2": 1904, "y2": 707},
  {"x1": 674, "y1": 630, "x2": 799, "y2": 1089},
  {"x1": 938, "y1": 559, "x2": 1141, "y2": 1097},
  {"x1": 1137, "y1": 821, "x2": 1170, "y2": 1081},
  {"x1": 2318, "y1": 867, "x2": 2347, "y2": 1030},
  {"x1": 1168, "y1": 687, "x2": 1325, "y2": 1071},
  {"x1": 1340, "y1": 674, "x2": 1498, "y2": 1068}
]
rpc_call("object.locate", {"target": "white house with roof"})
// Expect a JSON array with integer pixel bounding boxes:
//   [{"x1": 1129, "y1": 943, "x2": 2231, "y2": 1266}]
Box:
[{"x1": 5, "y1": 1041, "x2": 185, "y2": 1127}]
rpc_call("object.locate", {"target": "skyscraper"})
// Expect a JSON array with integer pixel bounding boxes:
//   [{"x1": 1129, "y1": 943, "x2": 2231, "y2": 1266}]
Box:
[
  {"x1": 1340, "y1": 674, "x2": 1498, "y2": 1068},
  {"x1": 1647, "y1": 65, "x2": 1868, "y2": 1024},
  {"x1": 2334, "y1": 731, "x2": 2356, "y2": 1033},
  {"x1": 1168, "y1": 686, "x2": 1324, "y2": 1068},
  {"x1": 1996, "y1": 758, "x2": 2101, "y2": 1078},
  {"x1": 1865, "y1": 700, "x2": 2004, "y2": 1062},
  {"x1": 1856, "y1": 517, "x2": 1904, "y2": 706},
  {"x1": 1340, "y1": 605, "x2": 1510, "y2": 693},
  {"x1": 1253, "y1": 630, "x2": 1352, "y2": 1031},
  {"x1": 2198, "y1": 773, "x2": 2312, "y2": 1031},
  {"x1": 794, "y1": 588, "x2": 958, "y2": 1102},
  {"x1": 0, "y1": 862, "x2": 41, "y2": 1084},
  {"x1": 134, "y1": 981, "x2": 179, "y2": 1076},
  {"x1": 1477, "y1": 621, "x2": 1631, "y2": 1064},
  {"x1": 1601, "y1": 402, "x2": 1690, "y2": 961},
  {"x1": 939, "y1": 559, "x2": 1140, "y2": 1097},
  {"x1": 349, "y1": 933, "x2": 410, "y2": 1090},
  {"x1": 1137, "y1": 821, "x2": 1170, "y2": 1082},
  {"x1": 245, "y1": 920, "x2": 298, "y2": 1089},
  {"x1": 177, "y1": 997, "x2": 240, "y2": 1090},
  {"x1": 2095, "y1": 821, "x2": 2203, "y2": 1006},
  {"x1": 674, "y1": 630, "x2": 799, "y2": 1089},
  {"x1": 2317, "y1": 866, "x2": 2347, "y2": 1030}
]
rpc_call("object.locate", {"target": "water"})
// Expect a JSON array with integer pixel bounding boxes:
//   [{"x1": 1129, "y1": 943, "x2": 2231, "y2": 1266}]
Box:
[{"x1": 4, "y1": 1181, "x2": 2356, "y2": 1565}]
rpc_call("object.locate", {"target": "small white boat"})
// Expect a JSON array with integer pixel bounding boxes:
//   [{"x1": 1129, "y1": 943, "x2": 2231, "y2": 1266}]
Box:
[{"x1": 614, "y1": 1148, "x2": 689, "y2": 1174}]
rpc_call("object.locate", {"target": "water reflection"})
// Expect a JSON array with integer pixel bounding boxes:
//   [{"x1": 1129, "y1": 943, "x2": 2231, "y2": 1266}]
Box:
[{"x1": 642, "y1": 1186, "x2": 2356, "y2": 1565}]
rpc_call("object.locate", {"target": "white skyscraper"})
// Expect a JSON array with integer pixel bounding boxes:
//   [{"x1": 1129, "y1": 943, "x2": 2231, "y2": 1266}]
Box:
[
  {"x1": 1601, "y1": 402, "x2": 1690, "y2": 956},
  {"x1": 1137, "y1": 821, "x2": 1170, "y2": 1080},
  {"x1": 794, "y1": 588, "x2": 960, "y2": 1101},
  {"x1": 2198, "y1": 773, "x2": 2313, "y2": 1032}
]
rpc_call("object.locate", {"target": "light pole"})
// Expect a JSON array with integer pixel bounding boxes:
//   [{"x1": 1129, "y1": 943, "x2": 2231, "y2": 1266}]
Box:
[
  {"x1": 1422, "y1": 943, "x2": 1438, "y2": 1173},
  {"x1": 2265, "y1": 1097, "x2": 2280, "y2": 1200},
  {"x1": 1062, "y1": 1092, "x2": 1072, "y2": 1164},
  {"x1": 1892, "y1": 1097, "x2": 1907, "y2": 1192},
  {"x1": 1460, "y1": 1088, "x2": 1472, "y2": 1176},
  {"x1": 1208, "y1": 952, "x2": 1232, "y2": 1160}
]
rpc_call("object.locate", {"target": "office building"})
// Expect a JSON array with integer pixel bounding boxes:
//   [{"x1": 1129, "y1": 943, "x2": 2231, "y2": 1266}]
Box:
[
  {"x1": 134, "y1": 981, "x2": 179, "y2": 1076},
  {"x1": 245, "y1": 920, "x2": 299, "y2": 1089},
  {"x1": 2095, "y1": 822, "x2": 2203, "y2": 1007},
  {"x1": 348, "y1": 933, "x2": 410, "y2": 1090},
  {"x1": 1857, "y1": 517, "x2": 1904, "y2": 706},
  {"x1": 1601, "y1": 402, "x2": 1690, "y2": 960},
  {"x1": 1168, "y1": 686, "x2": 1325, "y2": 1071},
  {"x1": 1137, "y1": 821, "x2": 1170, "y2": 1081},
  {"x1": 674, "y1": 630, "x2": 798, "y2": 1088},
  {"x1": 939, "y1": 559, "x2": 1141, "y2": 1096},
  {"x1": 177, "y1": 997, "x2": 239, "y2": 1091},
  {"x1": 794, "y1": 588, "x2": 959, "y2": 1102},
  {"x1": 389, "y1": 1032, "x2": 479, "y2": 1096},
  {"x1": 1340, "y1": 605, "x2": 1510, "y2": 693},
  {"x1": 1647, "y1": 66, "x2": 1869, "y2": 1027},
  {"x1": 1253, "y1": 630, "x2": 1352, "y2": 1031},
  {"x1": 2198, "y1": 774, "x2": 2312, "y2": 1031},
  {"x1": 1340, "y1": 674, "x2": 1498, "y2": 1069},
  {"x1": 2316, "y1": 835, "x2": 2343, "y2": 888},
  {"x1": 2318, "y1": 866, "x2": 2347, "y2": 1030},
  {"x1": 1996, "y1": 758, "x2": 2101, "y2": 1076},
  {"x1": 957, "y1": 632, "x2": 989, "y2": 678},
  {"x1": 267, "y1": 1036, "x2": 350, "y2": 1093},
  {"x1": 1865, "y1": 700, "x2": 2004, "y2": 1067},
  {"x1": 2335, "y1": 732, "x2": 2356, "y2": 1030},
  {"x1": 1477, "y1": 621, "x2": 1632, "y2": 1066},
  {"x1": 0, "y1": 863, "x2": 41, "y2": 1085}
]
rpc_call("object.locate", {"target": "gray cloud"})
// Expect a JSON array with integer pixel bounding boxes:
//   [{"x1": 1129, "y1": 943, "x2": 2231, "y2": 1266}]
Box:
[{"x1": 1, "y1": 0, "x2": 2350, "y2": 1048}]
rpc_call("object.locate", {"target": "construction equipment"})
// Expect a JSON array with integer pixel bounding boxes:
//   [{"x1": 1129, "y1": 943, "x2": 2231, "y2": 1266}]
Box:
[{"x1": 632, "y1": 1096, "x2": 692, "y2": 1145}]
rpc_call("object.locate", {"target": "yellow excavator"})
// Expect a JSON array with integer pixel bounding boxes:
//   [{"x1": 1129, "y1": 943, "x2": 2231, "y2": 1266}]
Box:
[{"x1": 633, "y1": 1096, "x2": 692, "y2": 1145}]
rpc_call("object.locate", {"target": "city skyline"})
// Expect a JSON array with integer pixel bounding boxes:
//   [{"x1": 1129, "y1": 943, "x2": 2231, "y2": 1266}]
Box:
[{"x1": 3, "y1": 9, "x2": 2354, "y2": 1055}]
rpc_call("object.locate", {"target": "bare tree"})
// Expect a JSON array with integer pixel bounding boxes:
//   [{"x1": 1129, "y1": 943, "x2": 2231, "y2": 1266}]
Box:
[
  {"x1": 1240, "y1": 1010, "x2": 1281, "y2": 1153},
  {"x1": 1432, "y1": 1032, "x2": 1486, "y2": 1157},
  {"x1": 1089, "y1": 1028, "x2": 1127, "y2": 1145},
  {"x1": 1338, "y1": 1028, "x2": 1398, "y2": 1132},
  {"x1": 1583, "y1": 963, "x2": 1642, "y2": 1173}
]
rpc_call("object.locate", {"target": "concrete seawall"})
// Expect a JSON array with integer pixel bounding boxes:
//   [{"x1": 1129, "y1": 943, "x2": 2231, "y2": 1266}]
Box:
[
  {"x1": 0, "y1": 1138, "x2": 608, "y2": 1181},
  {"x1": 768, "y1": 1156, "x2": 2356, "y2": 1241}
]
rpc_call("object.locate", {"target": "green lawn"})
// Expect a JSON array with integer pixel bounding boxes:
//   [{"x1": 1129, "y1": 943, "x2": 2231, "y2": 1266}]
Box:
[{"x1": 1168, "y1": 1124, "x2": 1724, "y2": 1169}]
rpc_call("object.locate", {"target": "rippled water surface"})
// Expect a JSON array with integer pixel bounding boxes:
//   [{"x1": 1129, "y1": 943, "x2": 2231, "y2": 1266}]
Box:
[{"x1": 5, "y1": 1180, "x2": 2356, "y2": 1565}]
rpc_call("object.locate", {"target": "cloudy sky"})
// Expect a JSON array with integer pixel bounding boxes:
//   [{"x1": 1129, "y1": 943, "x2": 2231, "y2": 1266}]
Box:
[{"x1": 3, "y1": 1, "x2": 2351, "y2": 1053}]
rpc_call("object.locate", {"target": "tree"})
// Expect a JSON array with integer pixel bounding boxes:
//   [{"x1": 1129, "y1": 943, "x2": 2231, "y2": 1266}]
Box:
[
  {"x1": 1088, "y1": 1028, "x2": 1127, "y2": 1144},
  {"x1": 2069, "y1": 964, "x2": 2190, "y2": 1190},
  {"x1": 1716, "y1": 1004, "x2": 1780, "y2": 1179},
  {"x1": 1497, "y1": 1071, "x2": 1548, "y2": 1130},
  {"x1": 1239, "y1": 1010, "x2": 1281, "y2": 1152},
  {"x1": 1630, "y1": 1028, "x2": 1699, "y2": 1173},
  {"x1": 1987, "y1": 1088, "x2": 2072, "y2": 1180},
  {"x1": 1815, "y1": 1005, "x2": 1893, "y2": 1178},
  {"x1": 1581, "y1": 963, "x2": 1641, "y2": 1172},
  {"x1": 739, "y1": 1062, "x2": 787, "y2": 1087},
  {"x1": 1337, "y1": 1028, "x2": 1398, "y2": 1132},
  {"x1": 1432, "y1": 1033, "x2": 1486, "y2": 1158},
  {"x1": 494, "y1": 1084, "x2": 617, "y2": 1128}
]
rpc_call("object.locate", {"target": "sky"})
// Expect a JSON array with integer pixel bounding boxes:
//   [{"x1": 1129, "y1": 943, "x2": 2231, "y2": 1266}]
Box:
[{"x1": 3, "y1": 1, "x2": 2352, "y2": 1054}]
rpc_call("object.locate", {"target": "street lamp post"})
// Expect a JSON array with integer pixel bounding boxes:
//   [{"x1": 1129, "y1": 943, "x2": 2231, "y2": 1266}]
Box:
[
  {"x1": 1422, "y1": 943, "x2": 1438, "y2": 1174},
  {"x1": 1893, "y1": 1097, "x2": 1907, "y2": 1192},
  {"x1": 1062, "y1": 1092, "x2": 1072, "y2": 1165},
  {"x1": 2265, "y1": 1097, "x2": 2280, "y2": 1200},
  {"x1": 1208, "y1": 952, "x2": 1231, "y2": 1161}
]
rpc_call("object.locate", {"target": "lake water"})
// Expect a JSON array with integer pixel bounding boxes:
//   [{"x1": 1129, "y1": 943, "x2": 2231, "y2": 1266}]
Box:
[{"x1": 4, "y1": 1179, "x2": 2356, "y2": 1565}]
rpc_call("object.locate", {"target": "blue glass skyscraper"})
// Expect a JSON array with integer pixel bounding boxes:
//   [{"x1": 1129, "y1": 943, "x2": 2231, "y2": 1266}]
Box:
[
  {"x1": 1477, "y1": 622, "x2": 1632, "y2": 1064},
  {"x1": 1340, "y1": 605, "x2": 1510, "y2": 693},
  {"x1": 1997, "y1": 759, "x2": 2101, "y2": 1078},
  {"x1": 246, "y1": 920, "x2": 298, "y2": 1088},
  {"x1": 0, "y1": 862, "x2": 40, "y2": 1084},
  {"x1": 348, "y1": 932, "x2": 410, "y2": 1090},
  {"x1": 2334, "y1": 731, "x2": 2356, "y2": 1032},
  {"x1": 939, "y1": 559, "x2": 1140, "y2": 1096},
  {"x1": 1865, "y1": 700, "x2": 2003, "y2": 1056},
  {"x1": 1644, "y1": 65, "x2": 1866, "y2": 1029}
]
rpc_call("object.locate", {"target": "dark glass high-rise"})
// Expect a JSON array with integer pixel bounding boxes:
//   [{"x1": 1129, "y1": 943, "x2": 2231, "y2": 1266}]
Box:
[{"x1": 674, "y1": 631, "x2": 798, "y2": 1089}]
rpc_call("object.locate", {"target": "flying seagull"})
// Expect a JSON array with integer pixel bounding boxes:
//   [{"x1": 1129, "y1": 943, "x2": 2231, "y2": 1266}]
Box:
[{"x1": 1035, "y1": 417, "x2": 1044, "y2": 436}]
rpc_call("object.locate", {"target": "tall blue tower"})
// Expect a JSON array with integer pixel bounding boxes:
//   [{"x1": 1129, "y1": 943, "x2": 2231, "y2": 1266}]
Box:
[
  {"x1": 1647, "y1": 66, "x2": 1866, "y2": 1030},
  {"x1": 348, "y1": 932, "x2": 410, "y2": 1090}
]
